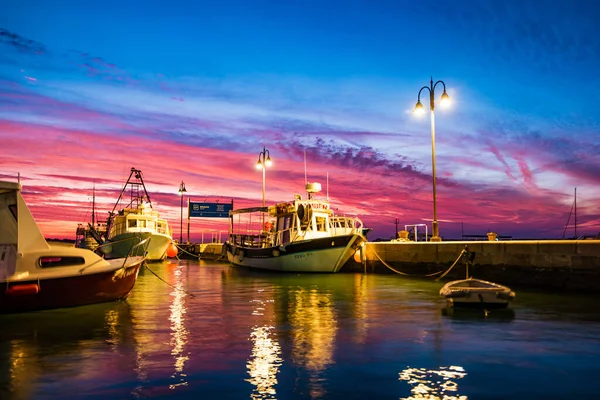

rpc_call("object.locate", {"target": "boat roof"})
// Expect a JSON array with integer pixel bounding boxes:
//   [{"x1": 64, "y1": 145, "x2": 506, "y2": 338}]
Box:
[
  {"x1": 0, "y1": 181, "x2": 22, "y2": 193},
  {"x1": 230, "y1": 206, "x2": 268, "y2": 215}
]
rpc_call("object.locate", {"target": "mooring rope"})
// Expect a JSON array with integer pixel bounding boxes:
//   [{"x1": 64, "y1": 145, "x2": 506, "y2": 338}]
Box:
[
  {"x1": 144, "y1": 262, "x2": 196, "y2": 297},
  {"x1": 174, "y1": 243, "x2": 201, "y2": 260},
  {"x1": 367, "y1": 243, "x2": 467, "y2": 279},
  {"x1": 434, "y1": 249, "x2": 467, "y2": 281}
]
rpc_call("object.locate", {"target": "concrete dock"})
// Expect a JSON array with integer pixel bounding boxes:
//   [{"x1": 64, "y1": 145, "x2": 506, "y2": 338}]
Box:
[
  {"x1": 183, "y1": 239, "x2": 600, "y2": 292},
  {"x1": 342, "y1": 239, "x2": 600, "y2": 292}
]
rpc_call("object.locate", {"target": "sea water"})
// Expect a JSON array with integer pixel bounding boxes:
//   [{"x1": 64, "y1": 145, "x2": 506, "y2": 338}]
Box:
[{"x1": 1, "y1": 259, "x2": 599, "y2": 399}]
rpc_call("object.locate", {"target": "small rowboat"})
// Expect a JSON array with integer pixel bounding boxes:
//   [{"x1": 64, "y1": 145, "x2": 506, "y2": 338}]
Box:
[{"x1": 440, "y1": 277, "x2": 515, "y2": 309}]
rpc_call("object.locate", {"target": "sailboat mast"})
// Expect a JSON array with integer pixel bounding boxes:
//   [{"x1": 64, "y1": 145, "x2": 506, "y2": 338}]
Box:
[
  {"x1": 574, "y1": 187, "x2": 577, "y2": 238},
  {"x1": 92, "y1": 183, "x2": 96, "y2": 226}
]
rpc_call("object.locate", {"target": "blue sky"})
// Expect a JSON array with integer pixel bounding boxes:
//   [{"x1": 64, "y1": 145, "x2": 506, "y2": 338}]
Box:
[{"x1": 1, "y1": 0, "x2": 599, "y2": 240}]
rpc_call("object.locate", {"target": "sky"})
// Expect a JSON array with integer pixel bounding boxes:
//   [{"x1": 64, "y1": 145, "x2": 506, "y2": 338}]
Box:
[{"x1": 1, "y1": 0, "x2": 600, "y2": 241}]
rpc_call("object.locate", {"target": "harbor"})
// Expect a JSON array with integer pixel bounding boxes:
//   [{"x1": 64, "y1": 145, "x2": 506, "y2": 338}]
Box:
[
  {"x1": 2, "y1": 259, "x2": 600, "y2": 399},
  {"x1": 3, "y1": 3, "x2": 600, "y2": 397}
]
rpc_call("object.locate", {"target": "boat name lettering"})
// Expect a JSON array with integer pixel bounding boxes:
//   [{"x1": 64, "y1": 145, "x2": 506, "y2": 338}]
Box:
[
  {"x1": 294, "y1": 252, "x2": 313, "y2": 259},
  {"x1": 308, "y1": 202, "x2": 329, "y2": 210},
  {"x1": 112, "y1": 266, "x2": 137, "y2": 281}
]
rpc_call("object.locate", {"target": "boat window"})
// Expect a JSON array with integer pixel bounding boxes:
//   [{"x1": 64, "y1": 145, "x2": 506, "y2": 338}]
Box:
[
  {"x1": 146, "y1": 220, "x2": 155, "y2": 229},
  {"x1": 39, "y1": 256, "x2": 86, "y2": 268},
  {"x1": 9, "y1": 204, "x2": 17, "y2": 221},
  {"x1": 316, "y1": 216, "x2": 327, "y2": 232},
  {"x1": 128, "y1": 220, "x2": 137, "y2": 228}
]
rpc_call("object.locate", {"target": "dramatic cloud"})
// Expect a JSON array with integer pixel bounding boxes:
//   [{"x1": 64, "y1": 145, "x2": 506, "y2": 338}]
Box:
[{"x1": 1, "y1": 0, "x2": 599, "y2": 240}]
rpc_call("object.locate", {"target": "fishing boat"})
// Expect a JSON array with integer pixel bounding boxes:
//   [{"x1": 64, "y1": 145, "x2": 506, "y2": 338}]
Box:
[
  {"x1": 75, "y1": 184, "x2": 107, "y2": 251},
  {"x1": 104, "y1": 168, "x2": 174, "y2": 262},
  {"x1": 0, "y1": 179, "x2": 148, "y2": 314},
  {"x1": 225, "y1": 182, "x2": 367, "y2": 273},
  {"x1": 440, "y1": 248, "x2": 515, "y2": 309}
]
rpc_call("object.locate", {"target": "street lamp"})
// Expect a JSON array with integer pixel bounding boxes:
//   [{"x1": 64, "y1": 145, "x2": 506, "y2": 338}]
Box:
[
  {"x1": 256, "y1": 147, "x2": 272, "y2": 208},
  {"x1": 256, "y1": 147, "x2": 272, "y2": 229},
  {"x1": 414, "y1": 77, "x2": 450, "y2": 242},
  {"x1": 178, "y1": 181, "x2": 186, "y2": 243}
]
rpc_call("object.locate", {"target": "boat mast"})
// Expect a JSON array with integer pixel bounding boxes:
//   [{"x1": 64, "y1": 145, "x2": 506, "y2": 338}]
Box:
[
  {"x1": 92, "y1": 183, "x2": 96, "y2": 226},
  {"x1": 574, "y1": 187, "x2": 577, "y2": 238},
  {"x1": 109, "y1": 167, "x2": 152, "y2": 214}
]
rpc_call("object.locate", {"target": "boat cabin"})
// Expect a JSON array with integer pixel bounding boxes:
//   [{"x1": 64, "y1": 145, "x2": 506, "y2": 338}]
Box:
[
  {"x1": 229, "y1": 182, "x2": 363, "y2": 249},
  {"x1": 109, "y1": 203, "x2": 170, "y2": 237}
]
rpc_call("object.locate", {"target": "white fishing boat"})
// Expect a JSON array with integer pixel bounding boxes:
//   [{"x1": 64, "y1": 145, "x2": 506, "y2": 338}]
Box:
[
  {"x1": 0, "y1": 179, "x2": 148, "y2": 314},
  {"x1": 105, "y1": 168, "x2": 174, "y2": 262},
  {"x1": 440, "y1": 251, "x2": 516, "y2": 309},
  {"x1": 225, "y1": 182, "x2": 367, "y2": 273}
]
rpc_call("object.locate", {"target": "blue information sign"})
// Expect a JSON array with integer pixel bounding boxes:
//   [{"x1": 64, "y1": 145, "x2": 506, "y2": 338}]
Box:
[{"x1": 188, "y1": 202, "x2": 232, "y2": 218}]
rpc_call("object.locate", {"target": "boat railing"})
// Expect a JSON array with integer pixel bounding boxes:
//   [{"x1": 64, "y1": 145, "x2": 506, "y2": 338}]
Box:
[
  {"x1": 230, "y1": 233, "x2": 268, "y2": 248},
  {"x1": 330, "y1": 216, "x2": 364, "y2": 236},
  {"x1": 121, "y1": 237, "x2": 151, "y2": 267}
]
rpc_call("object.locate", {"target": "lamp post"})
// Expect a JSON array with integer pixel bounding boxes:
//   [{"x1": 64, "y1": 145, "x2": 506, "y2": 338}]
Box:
[
  {"x1": 178, "y1": 181, "x2": 186, "y2": 243},
  {"x1": 256, "y1": 146, "x2": 272, "y2": 207},
  {"x1": 414, "y1": 77, "x2": 450, "y2": 242},
  {"x1": 395, "y1": 217, "x2": 399, "y2": 239},
  {"x1": 256, "y1": 147, "x2": 272, "y2": 227}
]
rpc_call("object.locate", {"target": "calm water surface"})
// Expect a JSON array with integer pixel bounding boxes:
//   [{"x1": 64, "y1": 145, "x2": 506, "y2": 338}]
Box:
[{"x1": 2, "y1": 260, "x2": 600, "y2": 399}]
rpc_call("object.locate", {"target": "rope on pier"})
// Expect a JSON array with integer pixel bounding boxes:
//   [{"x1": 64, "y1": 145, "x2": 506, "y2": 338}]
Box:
[
  {"x1": 368, "y1": 243, "x2": 467, "y2": 279},
  {"x1": 434, "y1": 248, "x2": 467, "y2": 281},
  {"x1": 144, "y1": 263, "x2": 197, "y2": 297}
]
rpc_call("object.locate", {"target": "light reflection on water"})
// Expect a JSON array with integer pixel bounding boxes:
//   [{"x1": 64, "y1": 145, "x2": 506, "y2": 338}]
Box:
[
  {"x1": 168, "y1": 266, "x2": 189, "y2": 389},
  {"x1": 1, "y1": 260, "x2": 600, "y2": 399},
  {"x1": 398, "y1": 366, "x2": 467, "y2": 400},
  {"x1": 246, "y1": 325, "x2": 282, "y2": 399}
]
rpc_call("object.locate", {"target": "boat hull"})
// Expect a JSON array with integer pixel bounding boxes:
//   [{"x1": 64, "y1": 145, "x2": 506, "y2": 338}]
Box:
[
  {"x1": 145, "y1": 233, "x2": 173, "y2": 262},
  {"x1": 0, "y1": 260, "x2": 143, "y2": 314},
  {"x1": 226, "y1": 234, "x2": 364, "y2": 273},
  {"x1": 104, "y1": 232, "x2": 152, "y2": 259},
  {"x1": 440, "y1": 278, "x2": 515, "y2": 309}
]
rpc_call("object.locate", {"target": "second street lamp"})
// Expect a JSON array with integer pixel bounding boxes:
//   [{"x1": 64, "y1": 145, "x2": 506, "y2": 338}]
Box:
[
  {"x1": 178, "y1": 181, "x2": 186, "y2": 243},
  {"x1": 414, "y1": 77, "x2": 450, "y2": 242},
  {"x1": 256, "y1": 146, "x2": 272, "y2": 208}
]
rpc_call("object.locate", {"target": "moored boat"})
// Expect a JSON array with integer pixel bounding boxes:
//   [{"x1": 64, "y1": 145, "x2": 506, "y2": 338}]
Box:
[
  {"x1": 75, "y1": 184, "x2": 107, "y2": 251},
  {"x1": 440, "y1": 278, "x2": 515, "y2": 309},
  {"x1": 0, "y1": 179, "x2": 148, "y2": 314},
  {"x1": 440, "y1": 249, "x2": 516, "y2": 309},
  {"x1": 104, "y1": 168, "x2": 173, "y2": 262},
  {"x1": 225, "y1": 182, "x2": 367, "y2": 273}
]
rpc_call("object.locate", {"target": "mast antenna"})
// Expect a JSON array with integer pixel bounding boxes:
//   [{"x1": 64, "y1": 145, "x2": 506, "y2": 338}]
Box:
[{"x1": 304, "y1": 149, "x2": 307, "y2": 185}]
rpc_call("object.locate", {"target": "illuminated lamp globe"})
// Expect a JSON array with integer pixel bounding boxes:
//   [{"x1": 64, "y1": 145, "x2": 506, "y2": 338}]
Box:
[
  {"x1": 413, "y1": 100, "x2": 425, "y2": 115},
  {"x1": 440, "y1": 90, "x2": 450, "y2": 106}
]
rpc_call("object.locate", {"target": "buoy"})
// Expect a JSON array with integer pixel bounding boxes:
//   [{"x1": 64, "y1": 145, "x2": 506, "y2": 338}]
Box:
[
  {"x1": 166, "y1": 243, "x2": 178, "y2": 258},
  {"x1": 353, "y1": 248, "x2": 362, "y2": 263},
  {"x1": 6, "y1": 283, "x2": 39, "y2": 296}
]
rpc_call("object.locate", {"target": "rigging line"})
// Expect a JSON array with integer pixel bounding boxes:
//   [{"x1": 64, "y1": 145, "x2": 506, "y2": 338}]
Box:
[
  {"x1": 562, "y1": 198, "x2": 575, "y2": 239},
  {"x1": 144, "y1": 263, "x2": 196, "y2": 297}
]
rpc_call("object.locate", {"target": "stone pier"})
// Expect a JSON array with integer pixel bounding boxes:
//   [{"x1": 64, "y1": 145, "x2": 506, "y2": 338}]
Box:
[{"x1": 343, "y1": 240, "x2": 600, "y2": 292}]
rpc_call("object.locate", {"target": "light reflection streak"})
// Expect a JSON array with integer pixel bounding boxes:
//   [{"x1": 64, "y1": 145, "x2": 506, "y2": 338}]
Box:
[
  {"x1": 105, "y1": 309, "x2": 120, "y2": 346},
  {"x1": 246, "y1": 325, "x2": 283, "y2": 399},
  {"x1": 169, "y1": 268, "x2": 189, "y2": 390},
  {"x1": 399, "y1": 366, "x2": 468, "y2": 400},
  {"x1": 289, "y1": 288, "x2": 337, "y2": 399},
  {"x1": 353, "y1": 274, "x2": 368, "y2": 344}
]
